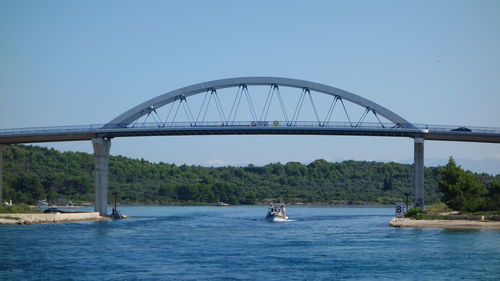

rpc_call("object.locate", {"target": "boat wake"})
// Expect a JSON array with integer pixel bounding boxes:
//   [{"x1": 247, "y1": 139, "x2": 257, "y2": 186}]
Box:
[{"x1": 268, "y1": 218, "x2": 295, "y2": 223}]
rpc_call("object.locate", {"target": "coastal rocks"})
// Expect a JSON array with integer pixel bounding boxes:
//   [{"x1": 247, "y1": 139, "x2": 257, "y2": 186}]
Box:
[
  {"x1": 422, "y1": 214, "x2": 485, "y2": 221},
  {"x1": 0, "y1": 212, "x2": 109, "y2": 225},
  {"x1": 389, "y1": 218, "x2": 500, "y2": 229}
]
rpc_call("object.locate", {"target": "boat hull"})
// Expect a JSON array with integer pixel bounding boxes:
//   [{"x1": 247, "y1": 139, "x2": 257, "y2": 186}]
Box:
[{"x1": 266, "y1": 215, "x2": 288, "y2": 222}]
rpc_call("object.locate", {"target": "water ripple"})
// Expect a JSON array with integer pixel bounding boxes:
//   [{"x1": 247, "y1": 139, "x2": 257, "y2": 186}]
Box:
[{"x1": 1, "y1": 206, "x2": 499, "y2": 280}]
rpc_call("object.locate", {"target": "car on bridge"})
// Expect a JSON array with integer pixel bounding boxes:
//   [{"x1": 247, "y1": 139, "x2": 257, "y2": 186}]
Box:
[{"x1": 451, "y1": 127, "x2": 472, "y2": 132}]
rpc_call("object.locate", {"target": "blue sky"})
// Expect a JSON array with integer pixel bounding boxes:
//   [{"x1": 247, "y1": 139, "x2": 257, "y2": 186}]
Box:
[{"x1": 1, "y1": 0, "x2": 499, "y2": 174}]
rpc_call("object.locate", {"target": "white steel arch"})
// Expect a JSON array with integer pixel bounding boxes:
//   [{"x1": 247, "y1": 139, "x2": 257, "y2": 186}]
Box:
[{"x1": 106, "y1": 77, "x2": 415, "y2": 128}]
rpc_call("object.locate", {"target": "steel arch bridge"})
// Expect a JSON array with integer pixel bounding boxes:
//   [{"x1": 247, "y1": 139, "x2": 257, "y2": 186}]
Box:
[
  {"x1": 106, "y1": 76, "x2": 415, "y2": 129},
  {"x1": 1, "y1": 77, "x2": 499, "y2": 215}
]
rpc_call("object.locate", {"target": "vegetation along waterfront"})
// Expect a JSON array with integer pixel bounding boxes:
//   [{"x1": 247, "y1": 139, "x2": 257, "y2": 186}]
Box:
[
  {"x1": 2, "y1": 145, "x2": 499, "y2": 207},
  {"x1": 401, "y1": 157, "x2": 500, "y2": 219}
]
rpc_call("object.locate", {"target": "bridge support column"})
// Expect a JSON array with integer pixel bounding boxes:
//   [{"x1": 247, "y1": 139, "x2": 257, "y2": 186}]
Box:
[
  {"x1": 92, "y1": 137, "x2": 111, "y2": 216},
  {"x1": 0, "y1": 145, "x2": 4, "y2": 206},
  {"x1": 414, "y1": 137, "x2": 425, "y2": 208}
]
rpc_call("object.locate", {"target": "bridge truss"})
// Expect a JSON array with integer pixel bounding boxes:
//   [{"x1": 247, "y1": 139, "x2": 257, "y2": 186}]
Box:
[{"x1": 106, "y1": 77, "x2": 414, "y2": 130}]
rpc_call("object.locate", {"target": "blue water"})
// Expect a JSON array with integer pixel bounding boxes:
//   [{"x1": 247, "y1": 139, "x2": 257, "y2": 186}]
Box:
[{"x1": 1, "y1": 206, "x2": 500, "y2": 280}]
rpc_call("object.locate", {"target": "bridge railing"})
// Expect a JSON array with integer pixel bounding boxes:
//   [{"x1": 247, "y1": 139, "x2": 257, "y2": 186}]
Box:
[
  {"x1": 413, "y1": 124, "x2": 500, "y2": 134},
  {"x1": 1, "y1": 122, "x2": 500, "y2": 137},
  {"x1": 120, "y1": 121, "x2": 400, "y2": 129},
  {"x1": 0, "y1": 124, "x2": 104, "y2": 137},
  {"x1": 106, "y1": 121, "x2": 500, "y2": 135}
]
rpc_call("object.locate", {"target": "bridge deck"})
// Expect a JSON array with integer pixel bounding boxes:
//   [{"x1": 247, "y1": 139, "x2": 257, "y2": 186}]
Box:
[{"x1": 1, "y1": 122, "x2": 499, "y2": 144}]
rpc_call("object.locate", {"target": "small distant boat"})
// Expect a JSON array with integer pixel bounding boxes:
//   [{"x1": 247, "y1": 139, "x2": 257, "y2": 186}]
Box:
[
  {"x1": 217, "y1": 201, "x2": 230, "y2": 206},
  {"x1": 36, "y1": 200, "x2": 49, "y2": 207},
  {"x1": 266, "y1": 202, "x2": 288, "y2": 222}
]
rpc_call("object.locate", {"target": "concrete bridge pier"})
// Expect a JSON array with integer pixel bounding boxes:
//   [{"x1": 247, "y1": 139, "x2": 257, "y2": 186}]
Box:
[
  {"x1": 0, "y1": 144, "x2": 3, "y2": 206},
  {"x1": 414, "y1": 137, "x2": 425, "y2": 208},
  {"x1": 92, "y1": 137, "x2": 111, "y2": 216}
]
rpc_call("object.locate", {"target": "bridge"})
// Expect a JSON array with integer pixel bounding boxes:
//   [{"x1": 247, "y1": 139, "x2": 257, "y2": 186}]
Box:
[{"x1": 1, "y1": 77, "x2": 499, "y2": 215}]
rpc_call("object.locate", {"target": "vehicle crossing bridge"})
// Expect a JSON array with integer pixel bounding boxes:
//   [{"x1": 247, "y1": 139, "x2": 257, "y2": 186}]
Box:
[{"x1": 1, "y1": 77, "x2": 499, "y2": 215}]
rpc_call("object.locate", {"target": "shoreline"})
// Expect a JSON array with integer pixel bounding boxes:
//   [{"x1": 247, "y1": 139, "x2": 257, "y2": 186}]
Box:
[
  {"x1": 0, "y1": 212, "x2": 110, "y2": 225},
  {"x1": 389, "y1": 218, "x2": 500, "y2": 229}
]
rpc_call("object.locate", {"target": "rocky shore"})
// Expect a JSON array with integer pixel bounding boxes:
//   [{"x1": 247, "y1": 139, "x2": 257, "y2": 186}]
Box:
[
  {"x1": 0, "y1": 212, "x2": 110, "y2": 225},
  {"x1": 390, "y1": 218, "x2": 500, "y2": 229}
]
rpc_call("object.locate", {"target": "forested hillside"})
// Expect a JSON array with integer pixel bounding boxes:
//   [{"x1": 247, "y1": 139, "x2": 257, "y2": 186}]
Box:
[{"x1": 3, "y1": 145, "x2": 497, "y2": 206}]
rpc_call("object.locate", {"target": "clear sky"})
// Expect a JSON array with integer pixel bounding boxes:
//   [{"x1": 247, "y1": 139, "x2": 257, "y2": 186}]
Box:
[{"x1": 1, "y1": 0, "x2": 499, "y2": 174}]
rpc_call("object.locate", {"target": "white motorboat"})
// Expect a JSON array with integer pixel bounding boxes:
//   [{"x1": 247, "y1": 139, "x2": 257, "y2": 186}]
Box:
[{"x1": 266, "y1": 202, "x2": 288, "y2": 222}]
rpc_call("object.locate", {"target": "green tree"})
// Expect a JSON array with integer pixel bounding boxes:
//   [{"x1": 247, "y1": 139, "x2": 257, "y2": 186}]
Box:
[
  {"x1": 241, "y1": 191, "x2": 257, "y2": 205},
  {"x1": 158, "y1": 184, "x2": 177, "y2": 200},
  {"x1": 486, "y1": 180, "x2": 500, "y2": 210},
  {"x1": 383, "y1": 177, "x2": 393, "y2": 191},
  {"x1": 5, "y1": 144, "x2": 499, "y2": 206},
  {"x1": 439, "y1": 157, "x2": 486, "y2": 212},
  {"x1": 11, "y1": 173, "x2": 46, "y2": 204},
  {"x1": 176, "y1": 184, "x2": 199, "y2": 202}
]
